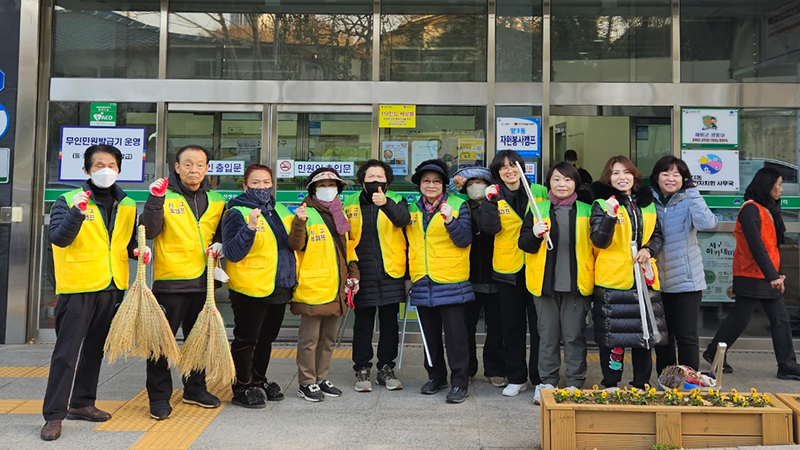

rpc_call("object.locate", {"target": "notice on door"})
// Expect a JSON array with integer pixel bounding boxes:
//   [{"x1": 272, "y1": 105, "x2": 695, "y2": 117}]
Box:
[
  {"x1": 59, "y1": 126, "x2": 146, "y2": 182},
  {"x1": 379, "y1": 105, "x2": 416, "y2": 128},
  {"x1": 682, "y1": 150, "x2": 739, "y2": 192},
  {"x1": 681, "y1": 108, "x2": 738, "y2": 148}
]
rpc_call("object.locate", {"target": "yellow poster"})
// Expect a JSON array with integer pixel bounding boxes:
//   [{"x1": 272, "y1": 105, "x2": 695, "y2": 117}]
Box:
[
  {"x1": 380, "y1": 105, "x2": 417, "y2": 128},
  {"x1": 457, "y1": 138, "x2": 485, "y2": 165}
]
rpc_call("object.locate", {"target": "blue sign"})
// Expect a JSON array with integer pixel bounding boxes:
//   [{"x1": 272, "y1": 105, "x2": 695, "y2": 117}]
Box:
[
  {"x1": 309, "y1": 121, "x2": 321, "y2": 137},
  {"x1": 0, "y1": 104, "x2": 9, "y2": 140},
  {"x1": 496, "y1": 117, "x2": 541, "y2": 158},
  {"x1": 0, "y1": 69, "x2": 5, "y2": 92}
]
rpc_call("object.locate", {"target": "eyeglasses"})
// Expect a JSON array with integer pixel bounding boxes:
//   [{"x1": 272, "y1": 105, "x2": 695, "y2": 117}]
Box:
[
  {"x1": 421, "y1": 179, "x2": 443, "y2": 185},
  {"x1": 499, "y1": 165, "x2": 517, "y2": 173}
]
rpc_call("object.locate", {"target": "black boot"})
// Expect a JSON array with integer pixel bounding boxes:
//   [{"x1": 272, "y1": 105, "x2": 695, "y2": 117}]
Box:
[{"x1": 231, "y1": 380, "x2": 267, "y2": 409}]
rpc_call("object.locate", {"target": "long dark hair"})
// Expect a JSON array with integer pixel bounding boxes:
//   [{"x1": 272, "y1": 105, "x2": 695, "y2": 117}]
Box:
[
  {"x1": 744, "y1": 167, "x2": 781, "y2": 207},
  {"x1": 599, "y1": 155, "x2": 642, "y2": 191},
  {"x1": 489, "y1": 150, "x2": 525, "y2": 182}
]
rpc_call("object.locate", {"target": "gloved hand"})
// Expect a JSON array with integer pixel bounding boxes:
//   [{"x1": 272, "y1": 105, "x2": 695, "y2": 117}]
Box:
[
  {"x1": 149, "y1": 177, "x2": 168, "y2": 197},
  {"x1": 133, "y1": 246, "x2": 152, "y2": 264},
  {"x1": 533, "y1": 220, "x2": 549, "y2": 238},
  {"x1": 485, "y1": 184, "x2": 500, "y2": 200},
  {"x1": 206, "y1": 242, "x2": 224, "y2": 258},
  {"x1": 440, "y1": 203, "x2": 454, "y2": 224},
  {"x1": 605, "y1": 195, "x2": 619, "y2": 217},
  {"x1": 72, "y1": 190, "x2": 91, "y2": 214}
]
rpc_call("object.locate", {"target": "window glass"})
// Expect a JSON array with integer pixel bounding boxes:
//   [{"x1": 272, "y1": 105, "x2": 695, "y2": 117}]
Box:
[
  {"x1": 380, "y1": 106, "x2": 487, "y2": 192},
  {"x1": 168, "y1": 0, "x2": 372, "y2": 80},
  {"x1": 496, "y1": 0, "x2": 543, "y2": 82},
  {"x1": 53, "y1": 0, "x2": 160, "y2": 78},
  {"x1": 380, "y1": 0, "x2": 488, "y2": 81},
  {"x1": 550, "y1": 0, "x2": 671, "y2": 82},
  {"x1": 681, "y1": 0, "x2": 800, "y2": 82}
]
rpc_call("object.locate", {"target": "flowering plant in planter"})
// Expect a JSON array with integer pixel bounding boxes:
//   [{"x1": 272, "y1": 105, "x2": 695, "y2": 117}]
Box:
[{"x1": 554, "y1": 385, "x2": 773, "y2": 408}]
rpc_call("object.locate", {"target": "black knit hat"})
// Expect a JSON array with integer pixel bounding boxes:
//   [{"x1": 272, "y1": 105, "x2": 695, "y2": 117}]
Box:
[{"x1": 411, "y1": 159, "x2": 449, "y2": 185}]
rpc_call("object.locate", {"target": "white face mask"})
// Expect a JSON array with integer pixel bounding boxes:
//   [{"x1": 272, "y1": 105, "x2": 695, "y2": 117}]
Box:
[
  {"x1": 315, "y1": 186, "x2": 338, "y2": 202},
  {"x1": 466, "y1": 182, "x2": 487, "y2": 201},
  {"x1": 91, "y1": 167, "x2": 118, "y2": 188}
]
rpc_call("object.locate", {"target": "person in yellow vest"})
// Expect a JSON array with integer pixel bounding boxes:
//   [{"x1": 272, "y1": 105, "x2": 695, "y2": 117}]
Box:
[
  {"x1": 407, "y1": 159, "x2": 473, "y2": 404},
  {"x1": 41, "y1": 145, "x2": 148, "y2": 441},
  {"x1": 480, "y1": 150, "x2": 547, "y2": 397},
  {"x1": 288, "y1": 168, "x2": 360, "y2": 402},
  {"x1": 518, "y1": 162, "x2": 595, "y2": 405},
  {"x1": 140, "y1": 145, "x2": 226, "y2": 420},
  {"x1": 222, "y1": 164, "x2": 296, "y2": 408},
  {"x1": 589, "y1": 156, "x2": 667, "y2": 390},
  {"x1": 344, "y1": 160, "x2": 410, "y2": 392}
]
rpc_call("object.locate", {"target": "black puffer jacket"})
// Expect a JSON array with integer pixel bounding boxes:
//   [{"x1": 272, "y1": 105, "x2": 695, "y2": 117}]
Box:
[
  {"x1": 468, "y1": 199, "x2": 495, "y2": 286},
  {"x1": 590, "y1": 182, "x2": 667, "y2": 349},
  {"x1": 353, "y1": 191, "x2": 411, "y2": 308}
]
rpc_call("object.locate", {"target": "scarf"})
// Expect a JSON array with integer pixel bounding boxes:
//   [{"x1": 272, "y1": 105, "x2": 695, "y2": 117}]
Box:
[
  {"x1": 422, "y1": 193, "x2": 443, "y2": 214},
  {"x1": 548, "y1": 190, "x2": 577, "y2": 206},
  {"x1": 314, "y1": 196, "x2": 351, "y2": 235},
  {"x1": 766, "y1": 198, "x2": 786, "y2": 245}
]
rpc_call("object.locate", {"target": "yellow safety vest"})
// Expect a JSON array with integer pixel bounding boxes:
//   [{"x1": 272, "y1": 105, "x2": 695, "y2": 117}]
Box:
[
  {"x1": 225, "y1": 204, "x2": 293, "y2": 298},
  {"x1": 492, "y1": 183, "x2": 547, "y2": 274},
  {"x1": 153, "y1": 189, "x2": 226, "y2": 281},
  {"x1": 525, "y1": 200, "x2": 595, "y2": 297},
  {"x1": 406, "y1": 196, "x2": 470, "y2": 284},
  {"x1": 292, "y1": 207, "x2": 340, "y2": 305},
  {"x1": 52, "y1": 189, "x2": 137, "y2": 294},
  {"x1": 593, "y1": 200, "x2": 661, "y2": 291},
  {"x1": 344, "y1": 191, "x2": 407, "y2": 279}
]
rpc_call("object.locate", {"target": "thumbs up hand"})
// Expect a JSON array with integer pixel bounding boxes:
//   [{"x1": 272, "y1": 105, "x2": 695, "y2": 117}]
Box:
[{"x1": 372, "y1": 186, "x2": 387, "y2": 206}]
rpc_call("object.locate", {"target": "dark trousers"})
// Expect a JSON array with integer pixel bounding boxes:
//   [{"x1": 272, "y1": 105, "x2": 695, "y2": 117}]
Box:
[
  {"x1": 352, "y1": 303, "x2": 400, "y2": 371},
  {"x1": 710, "y1": 295, "x2": 798, "y2": 369},
  {"x1": 417, "y1": 303, "x2": 470, "y2": 389},
  {"x1": 655, "y1": 291, "x2": 702, "y2": 374},
  {"x1": 599, "y1": 346, "x2": 653, "y2": 389},
  {"x1": 465, "y1": 292, "x2": 506, "y2": 378},
  {"x1": 497, "y1": 272, "x2": 540, "y2": 385},
  {"x1": 43, "y1": 290, "x2": 121, "y2": 421},
  {"x1": 229, "y1": 292, "x2": 287, "y2": 393},
  {"x1": 146, "y1": 292, "x2": 207, "y2": 403}
]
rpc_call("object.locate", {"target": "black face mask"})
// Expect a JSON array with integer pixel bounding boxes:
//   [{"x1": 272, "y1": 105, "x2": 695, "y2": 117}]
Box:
[{"x1": 363, "y1": 181, "x2": 388, "y2": 198}]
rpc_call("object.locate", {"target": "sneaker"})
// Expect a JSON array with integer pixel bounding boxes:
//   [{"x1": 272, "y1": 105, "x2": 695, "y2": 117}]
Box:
[
  {"x1": 777, "y1": 364, "x2": 800, "y2": 381},
  {"x1": 317, "y1": 379, "x2": 342, "y2": 397},
  {"x1": 446, "y1": 386, "x2": 469, "y2": 403},
  {"x1": 231, "y1": 387, "x2": 267, "y2": 409},
  {"x1": 502, "y1": 383, "x2": 528, "y2": 397},
  {"x1": 486, "y1": 376, "x2": 509, "y2": 388},
  {"x1": 377, "y1": 364, "x2": 403, "y2": 390},
  {"x1": 183, "y1": 391, "x2": 221, "y2": 408},
  {"x1": 533, "y1": 383, "x2": 555, "y2": 405},
  {"x1": 149, "y1": 400, "x2": 172, "y2": 420},
  {"x1": 354, "y1": 367, "x2": 373, "y2": 392},
  {"x1": 703, "y1": 347, "x2": 733, "y2": 374},
  {"x1": 297, "y1": 384, "x2": 325, "y2": 402},
  {"x1": 420, "y1": 379, "x2": 449, "y2": 395},
  {"x1": 259, "y1": 381, "x2": 285, "y2": 402}
]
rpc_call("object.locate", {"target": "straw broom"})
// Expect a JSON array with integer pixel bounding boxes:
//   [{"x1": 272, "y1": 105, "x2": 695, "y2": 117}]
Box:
[
  {"x1": 179, "y1": 253, "x2": 235, "y2": 386},
  {"x1": 104, "y1": 225, "x2": 181, "y2": 366}
]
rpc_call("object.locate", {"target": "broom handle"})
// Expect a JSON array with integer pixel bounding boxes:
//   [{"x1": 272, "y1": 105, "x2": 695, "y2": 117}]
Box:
[
  {"x1": 135, "y1": 225, "x2": 147, "y2": 285},
  {"x1": 206, "y1": 252, "x2": 216, "y2": 307}
]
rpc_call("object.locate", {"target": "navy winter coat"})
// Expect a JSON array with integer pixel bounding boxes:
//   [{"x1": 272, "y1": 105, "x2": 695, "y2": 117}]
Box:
[{"x1": 409, "y1": 195, "x2": 475, "y2": 308}]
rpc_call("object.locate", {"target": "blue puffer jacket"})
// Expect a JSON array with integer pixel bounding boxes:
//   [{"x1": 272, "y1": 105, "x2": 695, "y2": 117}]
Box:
[
  {"x1": 409, "y1": 196, "x2": 475, "y2": 308},
  {"x1": 652, "y1": 187, "x2": 718, "y2": 294}
]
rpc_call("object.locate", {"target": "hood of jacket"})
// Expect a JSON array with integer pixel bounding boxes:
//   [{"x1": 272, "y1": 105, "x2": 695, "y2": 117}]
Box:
[{"x1": 590, "y1": 181, "x2": 654, "y2": 208}]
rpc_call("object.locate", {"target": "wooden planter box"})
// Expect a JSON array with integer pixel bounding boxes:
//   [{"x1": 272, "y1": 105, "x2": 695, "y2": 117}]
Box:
[
  {"x1": 540, "y1": 390, "x2": 794, "y2": 450},
  {"x1": 776, "y1": 394, "x2": 800, "y2": 444}
]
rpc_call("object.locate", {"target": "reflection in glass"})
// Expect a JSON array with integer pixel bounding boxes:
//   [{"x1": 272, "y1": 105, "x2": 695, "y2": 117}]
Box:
[
  {"x1": 52, "y1": 0, "x2": 160, "y2": 78},
  {"x1": 682, "y1": 0, "x2": 800, "y2": 82},
  {"x1": 168, "y1": 1, "x2": 371, "y2": 80},
  {"x1": 551, "y1": 0, "x2": 671, "y2": 82},
  {"x1": 381, "y1": 0, "x2": 487, "y2": 81},
  {"x1": 496, "y1": 0, "x2": 543, "y2": 82}
]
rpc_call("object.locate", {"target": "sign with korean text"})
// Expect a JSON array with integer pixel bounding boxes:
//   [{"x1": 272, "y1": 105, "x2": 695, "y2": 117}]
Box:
[
  {"x1": 89, "y1": 102, "x2": 117, "y2": 127},
  {"x1": 294, "y1": 161, "x2": 355, "y2": 178},
  {"x1": 277, "y1": 159, "x2": 294, "y2": 178},
  {"x1": 457, "y1": 138, "x2": 484, "y2": 168},
  {"x1": 379, "y1": 105, "x2": 416, "y2": 128},
  {"x1": 681, "y1": 108, "x2": 739, "y2": 148},
  {"x1": 697, "y1": 232, "x2": 735, "y2": 303},
  {"x1": 59, "y1": 126, "x2": 146, "y2": 182},
  {"x1": 208, "y1": 160, "x2": 245, "y2": 176},
  {"x1": 682, "y1": 150, "x2": 739, "y2": 192},
  {"x1": 382, "y1": 141, "x2": 409, "y2": 175},
  {"x1": 496, "y1": 117, "x2": 540, "y2": 158}
]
